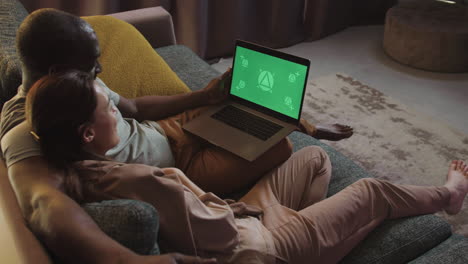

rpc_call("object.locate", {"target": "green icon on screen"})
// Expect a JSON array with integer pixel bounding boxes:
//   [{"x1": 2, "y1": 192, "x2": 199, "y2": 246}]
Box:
[
  {"x1": 236, "y1": 80, "x2": 246, "y2": 90},
  {"x1": 284, "y1": 96, "x2": 294, "y2": 111},
  {"x1": 258, "y1": 70, "x2": 274, "y2": 93},
  {"x1": 240, "y1": 55, "x2": 249, "y2": 68},
  {"x1": 288, "y1": 72, "x2": 300, "y2": 83}
]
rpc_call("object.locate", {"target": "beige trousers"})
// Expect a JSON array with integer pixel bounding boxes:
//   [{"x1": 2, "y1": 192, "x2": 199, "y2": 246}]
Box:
[
  {"x1": 240, "y1": 146, "x2": 450, "y2": 264},
  {"x1": 79, "y1": 145, "x2": 450, "y2": 263}
]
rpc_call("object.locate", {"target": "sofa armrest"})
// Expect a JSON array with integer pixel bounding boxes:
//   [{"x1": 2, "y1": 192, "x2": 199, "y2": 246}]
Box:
[
  {"x1": 0, "y1": 160, "x2": 52, "y2": 264},
  {"x1": 108, "y1": 7, "x2": 176, "y2": 48}
]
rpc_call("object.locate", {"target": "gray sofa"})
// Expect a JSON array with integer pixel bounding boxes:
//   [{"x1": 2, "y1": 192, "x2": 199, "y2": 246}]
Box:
[{"x1": 0, "y1": 0, "x2": 466, "y2": 263}]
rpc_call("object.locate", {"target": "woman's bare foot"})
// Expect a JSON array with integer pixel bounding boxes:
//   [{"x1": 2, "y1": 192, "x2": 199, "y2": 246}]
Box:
[
  {"x1": 444, "y1": 160, "x2": 468, "y2": 215},
  {"x1": 299, "y1": 119, "x2": 353, "y2": 141}
]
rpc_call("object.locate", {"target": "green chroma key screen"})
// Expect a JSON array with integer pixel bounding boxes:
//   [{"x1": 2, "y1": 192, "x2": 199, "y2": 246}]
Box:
[{"x1": 230, "y1": 45, "x2": 307, "y2": 119}]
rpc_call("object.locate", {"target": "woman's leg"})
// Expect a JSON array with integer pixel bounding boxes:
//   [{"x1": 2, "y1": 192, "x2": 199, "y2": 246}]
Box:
[
  {"x1": 273, "y1": 162, "x2": 468, "y2": 264},
  {"x1": 237, "y1": 146, "x2": 334, "y2": 262},
  {"x1": 239, "y1": 148, "x2": 466, "y2": 264},
  {"x1": 239, "y1": 146, "x2": 332, "y2": 228},
  {"x1": 157, "y1": 107, "x2": 293, "y2": 195}
]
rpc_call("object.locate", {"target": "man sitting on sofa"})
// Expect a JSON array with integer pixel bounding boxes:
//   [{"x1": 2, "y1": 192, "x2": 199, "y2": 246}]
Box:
[{"x1": 0, "y1": 8, "x2": 353, "y2": 263}]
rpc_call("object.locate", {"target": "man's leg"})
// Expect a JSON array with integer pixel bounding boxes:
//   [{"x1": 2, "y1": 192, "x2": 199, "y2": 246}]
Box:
[
  {"x1": 157, "y1": 107, "x2": 293, "y2": 195},
  {"x1": 185, "y1": 138, "x2": 293, "y2": 195},
  {"x1": 157, "y1": 107, "x2": 209, "y2": 173}
]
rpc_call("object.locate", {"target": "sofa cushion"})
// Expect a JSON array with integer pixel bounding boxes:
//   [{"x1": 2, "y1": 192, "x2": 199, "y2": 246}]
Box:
[
  {"x1": 156, "y1": 45, "x2": 221, "y2": 91},
  {"x1": 82, "y1": 15, "x2": 190, "y2": 98},
  {"x1": 341, "y1": 215, "x2": 451, "y2": 264},
  {"x1": 408, "y1": 234, "x2": 468, "y2": 264}
]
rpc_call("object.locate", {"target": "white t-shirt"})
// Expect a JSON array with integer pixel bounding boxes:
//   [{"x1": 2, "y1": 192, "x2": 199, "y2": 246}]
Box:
[{"x1": 0, "y1": 78, "x2": 175, "y2": 168}]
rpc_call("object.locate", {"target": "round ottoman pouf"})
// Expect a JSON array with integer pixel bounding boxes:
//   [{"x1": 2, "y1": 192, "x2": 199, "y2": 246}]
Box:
[{"x1": 383, "y1": 0, "x2": 468, "y2": 73}]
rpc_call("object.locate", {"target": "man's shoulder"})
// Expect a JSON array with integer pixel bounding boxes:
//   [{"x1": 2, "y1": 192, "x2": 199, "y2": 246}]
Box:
[
  {"x1": 1, "y1": 121, "x2": 41, "y2": 167},
  {"x1": 0, "y1": 91, "x2": 26, "y2": 140}
]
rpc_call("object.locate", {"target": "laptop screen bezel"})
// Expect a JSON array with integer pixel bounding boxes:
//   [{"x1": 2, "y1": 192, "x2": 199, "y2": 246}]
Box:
[{"x1": 228, "y1": 39, "x2": 310, "y2": 126}]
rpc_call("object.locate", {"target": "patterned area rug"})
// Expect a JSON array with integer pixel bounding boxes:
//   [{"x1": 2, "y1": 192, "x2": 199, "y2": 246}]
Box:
[{"x1": 302, "y1": 73, "x2": 468, "y2": 236}]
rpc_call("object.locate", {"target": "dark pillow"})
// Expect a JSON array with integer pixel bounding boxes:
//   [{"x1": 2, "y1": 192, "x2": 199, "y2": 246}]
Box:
[
  {"x1": 0, "y1": 0, "x2": 28, "y2": 108},
  {"x1": 82, "y1": 199, "x2": 160, "y2": 255},
  {"x1": 0, "y1": 53, "x2": 22, "y2": 108}
]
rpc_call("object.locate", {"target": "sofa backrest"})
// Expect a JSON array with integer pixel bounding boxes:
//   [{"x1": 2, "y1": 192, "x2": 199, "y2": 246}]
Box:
[{"x1": 0, "y1": 0, "x2": 28, "y2": 110}]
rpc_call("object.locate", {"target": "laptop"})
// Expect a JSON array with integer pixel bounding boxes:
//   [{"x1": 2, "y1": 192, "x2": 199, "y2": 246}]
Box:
[{"x1": 183, "y1": 40, "x2": 310, "y2": 161}]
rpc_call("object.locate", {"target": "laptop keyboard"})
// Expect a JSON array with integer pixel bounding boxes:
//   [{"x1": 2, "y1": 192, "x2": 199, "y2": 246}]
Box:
[{"x1": 211, "y1": 105, "x2": 283, "y2": 141}]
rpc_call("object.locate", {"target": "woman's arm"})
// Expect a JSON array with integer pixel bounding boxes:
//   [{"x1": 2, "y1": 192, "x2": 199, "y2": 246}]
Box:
[{"x1": 162, "y1": 168, "x2": 206, "y2": 197}]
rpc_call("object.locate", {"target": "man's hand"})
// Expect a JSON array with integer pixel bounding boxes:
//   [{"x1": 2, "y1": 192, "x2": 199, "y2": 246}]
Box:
[
  {"x1": 224, "y1": 199, "x2": 263, "y2": 218},
  {"x1": 201, "y1": 68, "x2": 232, "y2": 105}
]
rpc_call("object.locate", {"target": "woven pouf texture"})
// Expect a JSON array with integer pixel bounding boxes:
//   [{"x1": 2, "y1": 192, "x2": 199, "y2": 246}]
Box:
[{"x1": 383, "y1": 0, "x2": 468, "y2": 73}]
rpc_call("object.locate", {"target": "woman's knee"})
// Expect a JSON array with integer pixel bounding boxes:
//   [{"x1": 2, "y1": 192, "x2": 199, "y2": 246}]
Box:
[
  {"x1": 303, "y1": 146, "x2": 331, "y2": 178},
  {"x1": 301, "y1": 146, "x2": 330, "y2": 164},
  {"x1": 354, "y1": 178, "x2": 383, "y2": 190}
]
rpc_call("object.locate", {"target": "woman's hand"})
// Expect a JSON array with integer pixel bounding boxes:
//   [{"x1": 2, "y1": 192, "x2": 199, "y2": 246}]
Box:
[
  {"x1": 153, "y1": 166, "x2": 165, "y2": 176},
  {"x1": 168, "y1": 253, "x2": 217, "y2": 264},
  {"x1": 224, "y1": 199, "x2": 263, "y2": 218},
  {"x1": 201, "y1": 68, "x2": 232, "y2": 105},
  {"x1": 125, "y1": 253, "x2": 217, "y2": 264}
]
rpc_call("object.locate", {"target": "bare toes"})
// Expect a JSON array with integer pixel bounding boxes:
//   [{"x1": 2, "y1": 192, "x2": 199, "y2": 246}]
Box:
[{"x1": 451, "y1": 160, "x2": 457, "y2": 167}]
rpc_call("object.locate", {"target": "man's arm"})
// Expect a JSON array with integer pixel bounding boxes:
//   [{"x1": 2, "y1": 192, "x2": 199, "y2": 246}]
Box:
[
  {"x1": 10, "y1": 156, "x2": 140, "y2": 263},
  {"x1": 117, "y1": 69, "x2": 231, "y2": 121},
  {"x1": 9, "y1": 157, "x2": 216, "y2": 264}
]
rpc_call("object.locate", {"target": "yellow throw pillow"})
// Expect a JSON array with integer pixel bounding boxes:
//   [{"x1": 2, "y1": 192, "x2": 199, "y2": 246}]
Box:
[{"x1": 82, "y1": 16, "x2": 190, "y2": 98}]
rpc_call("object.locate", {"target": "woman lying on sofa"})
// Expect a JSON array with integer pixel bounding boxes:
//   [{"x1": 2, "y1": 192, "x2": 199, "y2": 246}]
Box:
[{"x1": 26, "y1": 70, "x2": 468, "y2": 263}]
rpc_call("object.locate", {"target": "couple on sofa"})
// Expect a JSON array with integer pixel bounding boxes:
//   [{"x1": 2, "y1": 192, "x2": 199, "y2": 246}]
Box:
[{"x1": 1, "y1": 8, "x2": 467, "y2": 264}]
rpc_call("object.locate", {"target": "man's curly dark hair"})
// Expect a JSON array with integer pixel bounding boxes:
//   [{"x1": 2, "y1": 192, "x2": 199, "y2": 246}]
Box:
[{"x1": 16, "y1": 8, "x2": 99, "y2": 79}]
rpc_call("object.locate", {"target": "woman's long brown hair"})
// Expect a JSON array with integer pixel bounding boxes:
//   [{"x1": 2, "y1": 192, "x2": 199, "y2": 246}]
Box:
[{"x1": 25, "y1": 70, "x2": 99, "y2": 202}]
